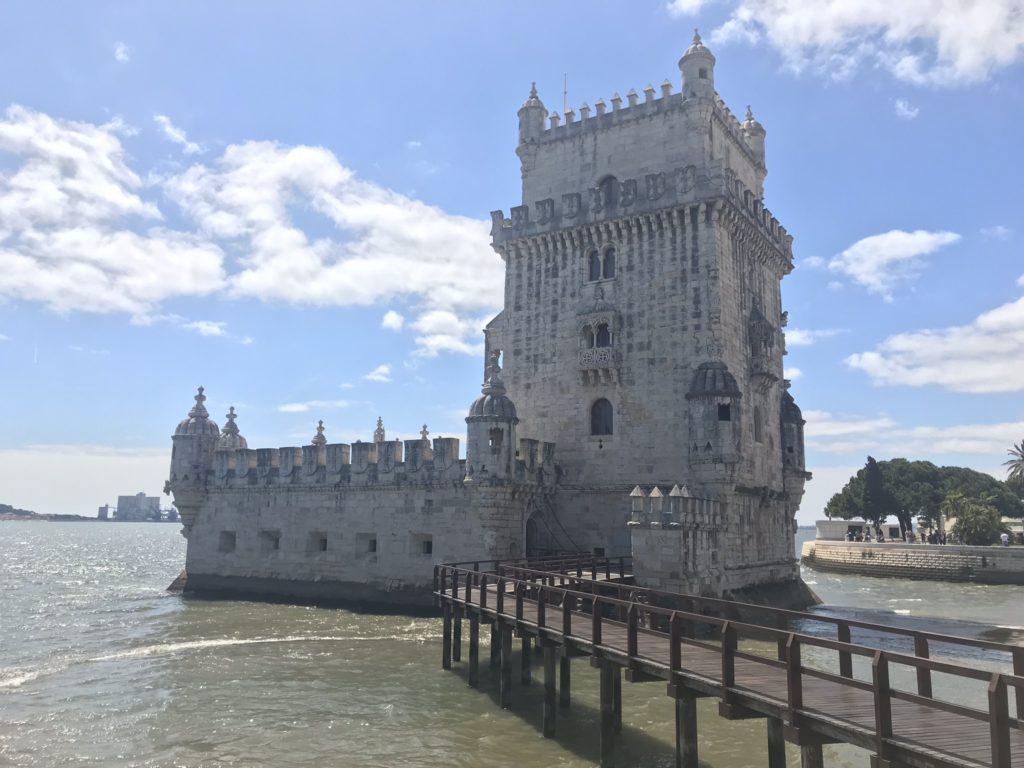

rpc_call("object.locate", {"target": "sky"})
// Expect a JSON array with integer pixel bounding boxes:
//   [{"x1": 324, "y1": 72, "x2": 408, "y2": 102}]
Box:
[{"x1": 0, "y1": 1, "x2": 1021, "y2": 523}]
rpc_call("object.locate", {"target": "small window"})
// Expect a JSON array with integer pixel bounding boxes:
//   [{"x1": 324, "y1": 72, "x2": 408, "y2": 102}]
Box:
[
  {"x1": 488, "y1": 427, "x2": 503, "y2": 453},
  {"x1": 699, "y1": 68, "x2": 708, "y2": 79},
  {"x1": 602, "y1": 247, "x2": 616, "y2": 279},
  {"x1": 591, "y1": 398, "x2": 613, "y2": 436},
  {"x1": 595, "y1": 323, "x2": 611, "y2": 348},
  {"x1": 309, "y1": 531, "x2": 328, "y2": 553},
  {"x1": 718, "y1": 404, "x2": 731, "y2": 421},
  {"x1": 593, "y1": 547, "x2": 605, "y2": 557},
  {"x1": 754, "y1": 406, "x2": 764, "y2": 443},
  {"x1": 218, "y1": 531, "x2": 236, "y2": 553},
  {"x1": 588, "y1": 250, "x2": 601, "y2": 281},
  {"x1": 259, "y1": 530, "x2": 280, "y2": 553},
  {"x1": 422, "y1": 539, "x2": 433, "y2": 555}
]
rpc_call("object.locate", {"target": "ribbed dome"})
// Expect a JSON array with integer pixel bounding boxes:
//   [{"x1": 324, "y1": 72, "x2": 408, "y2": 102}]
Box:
[
  {"x1": 687, "y1": 362, "x2": 741, "y2": 398},
  {"x1": 175, "y1": 387, "x2": 221, "y2": 437},
  {"x1": 467, "y1": 374, "x2": 518, "y2": 422},
  {"x1": 781, "y1": 390, "x2": 804, "y2": 423},
  {"x1": 216, "y1": 406, "x2": 246, "y2": 450},
  {"x1": 680, "y1": 29, "x2": 715, "y2": 64}
]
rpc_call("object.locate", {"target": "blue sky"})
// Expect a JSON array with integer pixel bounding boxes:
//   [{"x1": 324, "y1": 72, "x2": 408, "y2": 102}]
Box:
[{"x1": 0, "y1": 1, "x2": 1021, "y2": 523}]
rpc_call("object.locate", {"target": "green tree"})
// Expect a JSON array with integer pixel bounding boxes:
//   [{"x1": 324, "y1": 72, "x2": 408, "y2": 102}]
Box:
[
  {"x1": 946, "y1": 492, "x2": 1007, "y2": 546},
  {"x1": 862, "y1": 456, "x2": 898, "y2": 528},
  {"x1": 1004, "y1": 440, "x2": 1024, "y2": 491}
]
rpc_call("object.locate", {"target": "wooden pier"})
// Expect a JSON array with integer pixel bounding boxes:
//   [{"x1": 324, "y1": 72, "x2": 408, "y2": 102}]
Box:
[{"x1": 434, "y1": 556, "x2": 1024, "y2": 768}]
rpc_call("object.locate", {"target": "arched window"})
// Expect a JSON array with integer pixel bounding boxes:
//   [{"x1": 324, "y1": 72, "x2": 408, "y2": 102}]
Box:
[
  {"x1": 588, "y1": 250, "x2": 601, "y2": 281},
  {"x1": 591, "y1": 399, "x2": 613, "y2": 435},
  {"x1": 581, "y1": 326, "x2": 595, "y2": 348},
  {"x1": 595, "y1": 323, "x2": 611, "y2": 348},
  {"x1": 753, "y1": 406, "x2": 764, "y2": 443},
  {"x1": 603, "y1": 247, "x2": 616, "y2": 279},
  {"x1": 489, "y1": 427, "x2": 504, "y2": 453}
]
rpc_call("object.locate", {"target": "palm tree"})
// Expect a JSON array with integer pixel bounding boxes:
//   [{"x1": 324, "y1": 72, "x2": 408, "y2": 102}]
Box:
[{"x1": 1004, "y1": 440, "x2": 1024, "y2": 490}]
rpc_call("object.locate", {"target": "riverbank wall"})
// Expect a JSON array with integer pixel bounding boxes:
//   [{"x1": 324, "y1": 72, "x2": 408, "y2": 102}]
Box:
[{"x1": 801, "y1": 540, "x2": 1024, "y2": 584}]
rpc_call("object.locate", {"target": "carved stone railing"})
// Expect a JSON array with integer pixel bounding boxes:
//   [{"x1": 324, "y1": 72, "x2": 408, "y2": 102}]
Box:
[{"x1": 578, "y1": 347, "x2": 621, "y2": 369}]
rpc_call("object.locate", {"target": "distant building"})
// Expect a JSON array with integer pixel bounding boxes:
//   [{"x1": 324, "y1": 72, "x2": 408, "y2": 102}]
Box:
[
  {"x1": 116, "y1": 493, "x2": 161, "y2": 521},
  {"x1": 97, "y1": 505, "x2": 111, "y2": 520}
]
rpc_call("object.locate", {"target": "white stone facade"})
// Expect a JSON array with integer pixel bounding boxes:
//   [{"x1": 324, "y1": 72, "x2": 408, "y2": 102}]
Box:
[{"x1": 166, "y1": 35, "x2": 809, "y2": 608}]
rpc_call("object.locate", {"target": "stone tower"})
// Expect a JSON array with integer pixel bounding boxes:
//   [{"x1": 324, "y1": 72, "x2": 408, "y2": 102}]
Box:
[{"x1": 485, "y1": 33, "x2": 809, "y2": 572}]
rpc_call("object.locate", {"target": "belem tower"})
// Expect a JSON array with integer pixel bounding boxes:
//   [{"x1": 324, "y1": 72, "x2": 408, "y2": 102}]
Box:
[{"x1": 166, "y1": 33, "x2": 812, "y2": 609}]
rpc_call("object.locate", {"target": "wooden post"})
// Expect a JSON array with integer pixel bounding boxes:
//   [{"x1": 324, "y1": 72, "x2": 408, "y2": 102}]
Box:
[
  {"x1": 989, "y1": 673, "x2": 1010, "y2": 768},
  {"x1": 442, "y1": 601, "x2": 453, "y2": 670},
  {"x1": 559, "y1": 652, "x2": 571, "y2": 709},
  {"x1": 600, "y1": 661, "x2": 615, "y2": 767},
  {"x1": 613, "y1": 664, "x2": 622, "y2": 733},
  {"x1": 627, "y1": 603, "x2": 639, "y2": 658},
  {"x1": 537, "y1": 587, "x2": 546, "y2": 628},
  {"x1": 452, "y1": 605, "x2": 462, "y2": 662},
  {"x1": 521, "y1": 635, "x2": 532, "y2": 685},
  {"x1": 837, "y1": 622, "x2": 853, "y2": 678},
  {"x1": 872, "y1": 651, "x2": 892, "y2": 761},
  {"x1": 1014, "y1": 648, "x2": 1024, "y2": 730},
  {"x1": 543, "y1": 644, "x2": 557, "y2": 738},
  {"x1": 670, "y1": 612, "x2": 682, "y2": 670},
  {"x1": 563, "y1": 594, "x2": 575, "y2": 638},
  {"x1": 721, "y1": 622, "x2": 737, "y2": 691},
  {"x1": 766, "y1": 718, "x2": 786, "y2": 768},
  {"x1": 479, "y1": 575, "x2": 488, "y2": 609},
  {"x1": 468, "y1": 612, "x2": 480, "y2": 688},
  {"x1": 913, "y1": 634, "x2": 932, "y2": 697},
  {"x1": 496, "y1": 577, "x2": 505, "y2": 615},
  {"x1": 674, "y1": 691, "x2": 698, "y2": 768},
  {"x1": 592, "y1": 598, "x2": 603, "y2": 646},
  {"x1": 800, "y1": 745, "x2": 824, "y2": 768},
  {"x1": 500, "y1": 623, "x2": 513, "y2": 709},
  {"x1": 490, "y1": 620, "x2": 500, "y2": 669},
  {"x1": 786, "y1": 634, "x2": 803, "y2": 725}
]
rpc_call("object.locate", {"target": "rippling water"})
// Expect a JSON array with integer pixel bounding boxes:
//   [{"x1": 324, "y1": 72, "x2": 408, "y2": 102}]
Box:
[{"x1": 1, "y1": 524, "x2": 1020, "y2": 767}]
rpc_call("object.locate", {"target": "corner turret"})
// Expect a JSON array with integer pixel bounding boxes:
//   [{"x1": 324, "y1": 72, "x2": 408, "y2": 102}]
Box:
[
  {"x1": 168, "y1": 386, "x2": 220, "y2": 535},
  {"x1": 465, "y1": 353, "x2": 519, "y2": 482},
  {"x1": 678, "y1": 29, "x2": 716, "y2": 99},
  {"x1": 216, "y1": 406, "x2": 247, "y2": 451},
  {"x1": 517, "y1": 82, "x2": 546, "y2": 145}
]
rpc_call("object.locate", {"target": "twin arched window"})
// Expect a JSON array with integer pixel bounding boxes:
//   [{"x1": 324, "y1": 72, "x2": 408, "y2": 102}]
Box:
[
  {"x1": 591, "y1": 399, "x2": 613, "y2": 435},
  {"x1": 581, "y1": 323, "x2": 612, "y2": 349},
  {"x1": 587, "y1": 247, "x2": 617, "y2": 281}
]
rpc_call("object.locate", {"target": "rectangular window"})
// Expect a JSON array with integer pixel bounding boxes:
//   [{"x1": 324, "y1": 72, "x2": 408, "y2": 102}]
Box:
[
  {"x1": 422, "y1": 539, "x2": 433, "y2": 555},
  {"x1": 368, "y1": 537, "x2": 377, "y2": 553},
  {"x1": 218, "y1": 531, "x2": 236, "y2": 553},
  {"x1": 717, "y1": 404, "x2": 731, "y2": 421},
  {"x1": 259, "y1": 530, "x2": 280, "y2": 553},
  {"x1": 593, "y1": 547, "x2": 606, "y2": 557},
  {"x1": 308, "y1": 531, "x2": 328, "y2": 553}
]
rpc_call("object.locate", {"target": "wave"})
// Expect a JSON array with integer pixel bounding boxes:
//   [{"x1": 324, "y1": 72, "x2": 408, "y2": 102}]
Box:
[{"x1": 1, "y1": 631, "x2": 443, "y2": 690}]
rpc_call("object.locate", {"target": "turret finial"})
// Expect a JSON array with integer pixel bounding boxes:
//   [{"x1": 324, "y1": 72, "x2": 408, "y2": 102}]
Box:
[
  {"x1": 693, "y1": 28, "x2": 701, "y2": 44},
  {"x1": 312, "y1": 419, "x2": 327, "y2": 447},
  {"x1": 420, "y1": 424, "x2": 430, "y2": 442},
  {"x1": 530, "y1": 81, "x2": 538, "y2": 98},
  {"x1": 188, "y1": 386, "x2": 209, "y2": 419},
  {"x1": 746, "y1": 105, "x2": 754, "y2": 121},
  {"x1": 373, "y1": 416, "x2": 385, "y2": 444},
  {"x1": 223, "y1": 406, "x2": 239, "y2": 434}
]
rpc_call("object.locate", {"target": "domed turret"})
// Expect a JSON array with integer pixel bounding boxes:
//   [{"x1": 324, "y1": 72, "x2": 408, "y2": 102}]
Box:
[
  {"x1": 742, "y1": 105, "x2": 767, "y2": 168},
  {"x1": 216, "y1": 406, "x2": 247, "y2": 451},
  {"x1": 465, "y1": 355, "x2": 519, "y2": 482},
  {"x1": 175, "y1": 386, "x2": 220, "y2": 437},
  {"x1": 517, "y1": 82, "x2": 547, "y2": 145},
  {"x1": 781, "y1": 385, "x2": 806, "y2": 471},
  {"x1": 686, "y1": 362, "x2": 741, "y2": 472},
  {"x1": 679, "y1": 29, "x2": 716, "y2": 98}
]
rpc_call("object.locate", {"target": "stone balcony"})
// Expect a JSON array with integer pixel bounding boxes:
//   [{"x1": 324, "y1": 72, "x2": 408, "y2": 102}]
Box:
[{"x1": 579, "y1": 347, "x2": 621, "y2": 385}]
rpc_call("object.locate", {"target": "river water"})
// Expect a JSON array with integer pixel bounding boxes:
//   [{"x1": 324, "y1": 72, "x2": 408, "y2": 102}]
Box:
[{"x1": 1, "y1": 523, "x2": 1021, "y2": 767}]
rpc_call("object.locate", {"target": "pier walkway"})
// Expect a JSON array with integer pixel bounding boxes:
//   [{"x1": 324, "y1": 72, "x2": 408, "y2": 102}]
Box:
[{"x1": 434, "y1": 556, "x2": 1023, "y2": 768}]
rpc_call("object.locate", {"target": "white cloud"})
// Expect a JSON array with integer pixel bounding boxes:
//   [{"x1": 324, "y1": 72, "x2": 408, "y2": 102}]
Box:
[
  {"x1": 153, "y1": 115, "x2": 203, "y2": 155},
  {"x1": 182, "y1": 319, "x2": 226, "y2": 337},
  {"x1": 805, "y1": 410, "x2": 1024, "y2": 456},
  {"x1": 846, "y1": 294, "x2": 1024, "y2": 393},
  {"x1": 113, "y1": 42, "x2": 130, "y2": 64},
  {"x1": 410, "y1": 309, "x2": 488, "y2": 356},
  {"x1": 666, "y1": 0, "x2": 714, "y2": 15},
  {"x1": 785, "y1": 327, "x2": 846, "y2": 346},
  {"x1": 0, "y1": 105, "x2": 225, "y2": 316},
  {"x1": 406, "y1": 140, "x2": 423, "y2": 149},
  {"x1": 277, "y1": 399, "x2": 351, "y2": 413},
  {"x1": 69, "y1": 344, "x2": 109, "y2": 355},
  {"x1": 164, "y1": 141, "x2": 502, "y2": 356},
  {"x1": 801, "y1": 255, "x2": 825, "y2": 269},
  {"x1": 827, "y1": 281, "x2": 844, "y2": 291},
  {"x1": 364, "y1": 364, "x2": 392, "y2": 382},
  {"x1": 981, "y1": 225, "x2": 1012, "y2": 241},
  {"x1": 710, "y1": 0, "x2": 1024, "y2": 86},
  {"x1": 783, "y1": 367, "x2": 802, "y2": 380},
  {"x1": 0, "y1": 333, "x2": 8, "y2": 341},
  {"x1": 381, "y1": 310, "x2": 404, "y2": 331},
  {"x1": 893, "y1": 98, "x2": 919, "y2": 120},
  {"x1": 827, "y1": 229, "x2": 960, "y2": 299}
]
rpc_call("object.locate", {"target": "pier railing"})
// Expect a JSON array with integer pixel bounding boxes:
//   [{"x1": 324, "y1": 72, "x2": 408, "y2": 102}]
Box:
[{"x1": 434, "y1": 557, "x2": 1023, "y2": 768}]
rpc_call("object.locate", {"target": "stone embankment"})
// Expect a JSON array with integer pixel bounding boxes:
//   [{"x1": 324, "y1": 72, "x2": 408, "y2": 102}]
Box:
[{"x1": 801, "y1": 540, "x2": 1024, "y2": 585}]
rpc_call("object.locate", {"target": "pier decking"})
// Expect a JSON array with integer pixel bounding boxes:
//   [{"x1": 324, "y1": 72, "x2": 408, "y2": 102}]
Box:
[{"x1": 434, "y1": 556, "x2": 1023, "y2": 768}]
